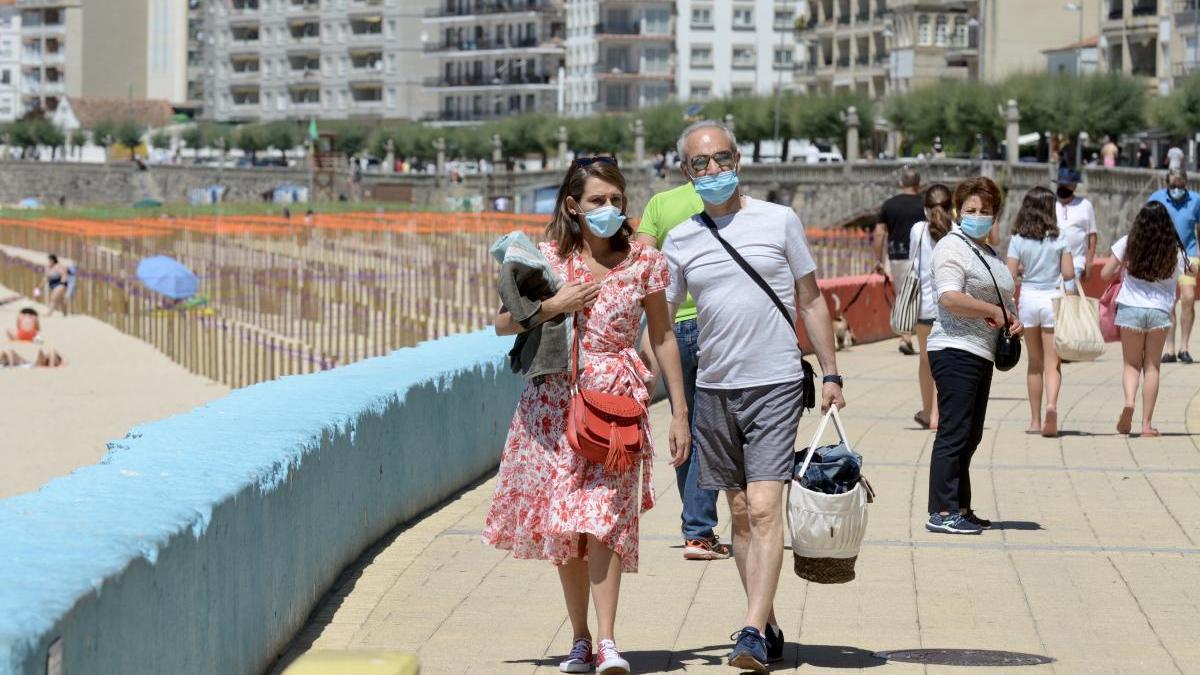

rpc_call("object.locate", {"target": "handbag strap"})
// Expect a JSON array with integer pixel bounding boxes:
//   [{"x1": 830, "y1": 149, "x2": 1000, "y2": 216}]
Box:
[
  {"x1": 567, "y1": 255, "x2": 582, "y2": 390},
  {"x1": 950, "y1": 231, "x2": 1011, "y2": 331},
  {"x1": 697, "y1": 210, "x2": 797, "y2": 338},
  {"x1": 794, "y1": 403, "x2": 852, "y2": 481}
]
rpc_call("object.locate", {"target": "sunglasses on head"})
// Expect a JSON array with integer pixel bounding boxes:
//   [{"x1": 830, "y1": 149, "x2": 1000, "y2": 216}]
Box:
[
  {"x1": 688, "y1": 150, "x2": 736, "y2": 174},
  {"x1": 574, "y1": 155, "x2": 619, "y2": 168}
]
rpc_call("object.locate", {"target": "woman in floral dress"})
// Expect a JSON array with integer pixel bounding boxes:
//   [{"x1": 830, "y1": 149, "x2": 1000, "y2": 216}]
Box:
[{"x1": 486, "y1": 158, "x2": 690, "y2": 674}]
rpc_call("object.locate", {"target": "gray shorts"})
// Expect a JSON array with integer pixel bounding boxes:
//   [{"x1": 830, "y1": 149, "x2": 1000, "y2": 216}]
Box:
[{"x1": 693, "y1": 378, "x2": 805, "y2": 491}]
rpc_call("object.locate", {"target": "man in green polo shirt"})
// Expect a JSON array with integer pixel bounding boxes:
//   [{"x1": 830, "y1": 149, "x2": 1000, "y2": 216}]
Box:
[{"x1": 636, "y1": 182, "x2": 730, "y2": 561}]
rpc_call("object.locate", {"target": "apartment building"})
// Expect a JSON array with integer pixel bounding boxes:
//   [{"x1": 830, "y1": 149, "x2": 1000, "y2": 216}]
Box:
[
  {"x1": 563, "y1": 0, "x2": 672, "y2": 115},
  {"x1": 0, "y1": 0, "x2": 20, "y2": 122},
  {"x1": 188, "y1": 0, "x2": 205, "y2": 103},
  {"x1": 675, "y1": 0, "x2": 801, "y2": 102},
  {"x1": 966, "y1": 0, "x2": 1101, "y2": 83},
  {"x1": 203, "y1": 0, "x2": 435, "y2": 122},
  {"x1": 423, "y1": 0, "x2": 565, "y2": 122},
  {"x1": 13, "y1": 0, "x2": 187, "y2": 117}
]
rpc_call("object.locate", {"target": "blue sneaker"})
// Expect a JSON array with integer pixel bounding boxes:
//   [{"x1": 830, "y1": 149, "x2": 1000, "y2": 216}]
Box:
[
  {"x1": 765, "y1": 623, "x2": 784, "y2": 662},
  {"x1": 926, "y1": 512, "x2": 983, "y2": 535},
  {"x1": 729, "y1": 626, "x2": 768, "y2": 672}
]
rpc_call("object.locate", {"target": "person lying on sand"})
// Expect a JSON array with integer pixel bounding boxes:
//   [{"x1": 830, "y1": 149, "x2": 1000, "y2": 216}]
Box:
[
  {"x1": 0, "y1": 348, "x2": 65, "y2": 368},
  {"x1": 6, "y1": 308, "x2": 40, "y2": 342}
]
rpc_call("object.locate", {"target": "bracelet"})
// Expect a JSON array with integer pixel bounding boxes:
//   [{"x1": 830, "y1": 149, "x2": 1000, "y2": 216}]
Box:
[{"x1": 822, "y1": 374, "x2": 844, "y2": 387}]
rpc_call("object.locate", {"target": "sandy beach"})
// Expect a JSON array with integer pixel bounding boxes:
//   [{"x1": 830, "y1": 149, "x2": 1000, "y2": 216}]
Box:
[{"x1": 0, "y1": 281, "x2": 229, "y2": 499}]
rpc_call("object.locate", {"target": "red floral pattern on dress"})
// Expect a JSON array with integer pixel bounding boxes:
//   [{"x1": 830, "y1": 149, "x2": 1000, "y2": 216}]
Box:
[{"x1": 482, "y1": 240, "x2": 670, "y2": 573}]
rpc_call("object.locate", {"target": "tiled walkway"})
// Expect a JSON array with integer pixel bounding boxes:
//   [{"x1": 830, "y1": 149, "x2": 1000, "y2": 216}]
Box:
[{"x1": 275, "y1": 337, "x2": 1200, "y2": 674}]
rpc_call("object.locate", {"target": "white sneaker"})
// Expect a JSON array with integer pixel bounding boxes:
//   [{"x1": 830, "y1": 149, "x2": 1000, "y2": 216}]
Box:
[
  {"x1": 559, "y1": 637, "x2": 594, "y2": 673},
  {"x1": 596, "y1": 639, "x2": 630, "y2": 674}
]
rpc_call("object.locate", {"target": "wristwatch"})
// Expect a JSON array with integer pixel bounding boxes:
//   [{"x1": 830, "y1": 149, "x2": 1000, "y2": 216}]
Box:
[{"x1": 822, "y1": 374, "x2": 844, "y2": 387}]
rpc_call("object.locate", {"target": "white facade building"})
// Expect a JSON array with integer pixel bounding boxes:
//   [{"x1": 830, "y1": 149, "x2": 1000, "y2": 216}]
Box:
[
  {"x1": 0, "y1": 1, "x2": 20, "y2": 122},
  {"x1": 676, "y1": 0, "x2": 802, "y2": 101},
  {"x1": 565, "y1": 0, "x2": 674, "y2": 116}
]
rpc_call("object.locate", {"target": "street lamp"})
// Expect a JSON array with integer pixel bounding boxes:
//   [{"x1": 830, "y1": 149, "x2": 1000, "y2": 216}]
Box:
[
  {"x1": 1064, "y1": 3, "x2": 1085, "y2": 76},
  {"x1": 967, "y1": 16, "x2": 982, "y2": 80}
]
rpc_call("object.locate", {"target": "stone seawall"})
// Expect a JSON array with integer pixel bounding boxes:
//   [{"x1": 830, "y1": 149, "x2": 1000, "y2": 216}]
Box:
[{"x1": 0, "y1": 159, "x2": 1159, "y2": 248}]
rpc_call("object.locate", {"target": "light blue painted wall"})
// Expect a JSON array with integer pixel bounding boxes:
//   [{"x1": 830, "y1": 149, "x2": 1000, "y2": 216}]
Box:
[{"x1": 0, "y1": 330, "x2": 522, "y2": 675}]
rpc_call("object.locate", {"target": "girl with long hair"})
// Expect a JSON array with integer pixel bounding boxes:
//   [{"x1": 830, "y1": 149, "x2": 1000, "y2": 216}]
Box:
[
  {"x1": 486, "y1": 157, "x2": 690, "y2": 674},
  {"x1": 1101, "y1": 201, "x2": 1197, "y2": 436},
  {"x1": 1006, "y1": 186, "x2": 1075, "y2": 437},
  {"x1": 907, "y1": 183, "x2": 954, "y2": 430}
]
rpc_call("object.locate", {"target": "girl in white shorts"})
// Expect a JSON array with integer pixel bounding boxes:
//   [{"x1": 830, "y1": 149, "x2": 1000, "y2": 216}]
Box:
[
  {"x1": 1006, "y1": 187, "x2": 1075, "y2": 437},
  {"x1": 1101, "y1": 202, "x2": 1196, "y2": 437}
]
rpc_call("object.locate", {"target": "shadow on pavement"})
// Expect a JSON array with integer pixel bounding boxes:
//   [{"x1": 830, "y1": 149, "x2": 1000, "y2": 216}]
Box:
[
  {"x1": 508, "y1": 642, "x2": 886, "y2": 671},
  {"x1": 991, "y1": 521, "x2": 1043, "y2": 531}
]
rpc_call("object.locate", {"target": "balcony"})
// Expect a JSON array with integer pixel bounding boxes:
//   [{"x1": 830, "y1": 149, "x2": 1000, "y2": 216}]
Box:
[
  {"x1": 230, "y1": 27, "x2": 261, "y2": 46},
  {"x1": 422, "y1": 35, "x2": 546, "y2": 53},
  {"x1": 349, "y1": 17, "x2": 384, "y2": 40},
  {"x1": 595, "y1": 64, "x2": 673, "y2": 80},
  {"x1": 288, "y1": 0, "x2": 321, "y2": 12},
  {"x1": 288, "y1": 86, "x2": 321, "y2": 105},
  {"x1": 288, "y1": 53, "x2": 320, "y2": 74},
  {"x1": 423, "y1": 72, "x2": 556, "y2": 88},
  {"x1": 351, "y1": 51, "x2": 384, "y2": 72},
  {"x1": 596, "y1": 23, "x2": 672, "y2": 40},
  {"x1": 230, "y1": 0, "x2": 260, "y2": 13},
  {"x1": 1131, "y1": 2, "x2": 1159, "y2": 16},
  {"x1": 425, "y1": 0, "x2": 558, "y2": 20},
  {"x1": 350, "y1": 83, "x2": 384, "y2": 103},
  {"x1": 289, "y1": 22, "x2": 320, "y2": 42},
  {"x1": 229, "y1": 59, "x2": 261, "y2": 80}
]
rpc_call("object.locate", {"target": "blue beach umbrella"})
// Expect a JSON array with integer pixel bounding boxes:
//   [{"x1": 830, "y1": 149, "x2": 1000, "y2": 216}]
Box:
[{"x1": 136, "y1": 256, "x2": 199, "y2": 300}]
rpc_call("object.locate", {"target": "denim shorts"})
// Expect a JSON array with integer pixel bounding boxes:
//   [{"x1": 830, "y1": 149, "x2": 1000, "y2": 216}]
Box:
[{"x1": 1115, "y1": 303, "x2": 1172, "y2": 332}]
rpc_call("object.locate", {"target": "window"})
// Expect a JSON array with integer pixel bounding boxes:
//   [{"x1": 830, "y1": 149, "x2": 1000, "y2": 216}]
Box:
[
  {"x1": 691, "y1": 45, "x2": 713, "y2": 67},
  {"x1": 691, "y1": 84, "x2": 711, "y2": 100},
  {"x1": 733, "y1": 46, "x2": 755, "y2": 68},
  {"x1": 732, "y1": 85, "x2": 753, "y2": 97},
  {"x1": 691, "y1": 6, "x2": 712, "y2": 28},
  {"x1": 0, "y1": 69, "x2": 8, "y2": 85},
  {"x1": 917, "y1": 15, "x2": 931, "y2": 46},
  {"x1": 935, "y1": 15, "x2": 948, "y2": 47},
  {"x1": 644, "y1": 7, "x2": 670, "y2": 34},
  {"x1": 954, "y1": 15, "x2": 968, "y2": 47},
  {"x1": 733, "y1": 6, "x2": 754, "y2": 29},
  {"x1": 774, "y1": 10, "x2": 794, "y2": 31},
  {"x1": 774, "y1": 48, "x2": 793, "y2": 67}
]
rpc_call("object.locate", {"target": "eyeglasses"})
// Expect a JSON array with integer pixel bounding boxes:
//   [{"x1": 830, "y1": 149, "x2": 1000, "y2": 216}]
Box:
[
  {"x1": 574, "y1": 155, "x2": 619, "y2": 168},
  {"x1": 688, "y1": 150, "x2": 736, "y2": 174}
]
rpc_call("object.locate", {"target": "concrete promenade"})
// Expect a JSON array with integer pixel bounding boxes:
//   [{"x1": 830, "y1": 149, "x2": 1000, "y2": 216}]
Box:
[{"x1": 274, "y1": 336, "x2": 1200, "y2": 674}]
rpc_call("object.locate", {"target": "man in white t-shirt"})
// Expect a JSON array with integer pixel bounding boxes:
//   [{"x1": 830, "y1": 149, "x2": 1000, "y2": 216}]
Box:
[
  {"x1": 1168, "y1": 146, "x2": 1185, "y2": 172},
  {"x1": 1053, "y1": 167, "x2": 1098, "y2": 282},
  {"x1": 664, "y1": 120, "x2": 844, "y2": 671}
]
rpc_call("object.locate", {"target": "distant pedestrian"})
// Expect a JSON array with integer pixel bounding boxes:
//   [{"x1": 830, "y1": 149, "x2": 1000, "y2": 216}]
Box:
[
  {"x1": 42, "y1": 254, "x2": 70, "y2": 317},
  {"x1": 1101, "y1": 136, "x2": 1119, "y2": 168},
  {"x1": 875, "y1": 166, "x2": 925, "y2": 355},
  {"x1": 907, "y1": 183, "x2": 954, "y2": 430},
  {"x1": 485, "y1": 156, "x2": 691, "y2": 675},
  {"x1": 1101, "y1": 202, "x2": 1196, "y2": 437},
  {"x1": 1006, "y1": 187, "x2": 1075, "y2": 438},
  {"x1": 1053, "y1": 167, "x2": 1098, "y2": 283},
  {"x1": 1136, "y1": 141, "x2": 1152, "y2": 169},
  {"x1": 1167, "y1": 145, "x2": 1185, "y2": 171},
  {"x1": 1149, "y1": 170, "x2": 1200, "y2": 364},
  {"x1": 926, "y1": 177, "x2": 1022, "y2": 535}
]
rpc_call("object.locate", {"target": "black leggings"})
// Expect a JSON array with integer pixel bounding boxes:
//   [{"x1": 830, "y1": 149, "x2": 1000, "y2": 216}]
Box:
[{"x1": 928, "y1": 348, "x2": 994, "y2": 514}]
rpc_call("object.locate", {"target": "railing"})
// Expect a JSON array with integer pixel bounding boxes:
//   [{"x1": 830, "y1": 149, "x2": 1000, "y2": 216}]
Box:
[
  {"x1": 424, "y1": 36, "x2": 542, "y2": 51},
  {"x1": 1131, "y1": 2, "x2": 1158, "y2": 16},
  {"x1": 425, "y1": 0, "x2": 556, "y2": 18},
  {"x1": 424, "y1": 72, "x2": 554, "y2": 86}
]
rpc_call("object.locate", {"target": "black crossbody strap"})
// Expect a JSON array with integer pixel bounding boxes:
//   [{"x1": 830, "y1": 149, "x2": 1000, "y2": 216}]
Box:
[
  {"x1": 951, "y1": 232, "x2": 1009, "y2": 327},
  {"x1": 698, "y1": 211, "x2": 797, "y2": 337}
]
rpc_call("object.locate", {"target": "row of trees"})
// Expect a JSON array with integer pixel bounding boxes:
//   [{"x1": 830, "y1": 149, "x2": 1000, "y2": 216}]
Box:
[{"x1": 7, "y1": 73, "x2": 1200, "y2": 164}]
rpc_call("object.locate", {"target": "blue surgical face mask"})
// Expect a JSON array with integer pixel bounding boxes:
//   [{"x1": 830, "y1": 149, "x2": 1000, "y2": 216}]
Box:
[
  {"x1": 1169, "y1": 187, "x2": 1187, "y2": 202},
  {"x1": 583, "y1": 204, "x2": 626, "y2": 238},
  {"x1": 959, "y1": 214, "x2": 994, "y2": 240},
  {"x1": 693, "y1": 170, "x2": 740, "y2": 205}
]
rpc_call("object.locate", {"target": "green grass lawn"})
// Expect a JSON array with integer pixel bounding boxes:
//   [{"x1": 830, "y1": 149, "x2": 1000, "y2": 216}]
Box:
[{"x1": 0, "y1": 201, "x2": 452, "y2": 221}]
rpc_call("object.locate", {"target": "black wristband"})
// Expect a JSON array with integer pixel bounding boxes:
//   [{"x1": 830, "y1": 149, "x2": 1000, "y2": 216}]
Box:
[{"x1": 822, "y1": 374, "x2": 844, "y2": 387}]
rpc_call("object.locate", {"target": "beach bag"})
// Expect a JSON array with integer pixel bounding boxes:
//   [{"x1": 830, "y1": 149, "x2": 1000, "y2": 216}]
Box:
[
  {"x1": 787, "y1": 405, "x2": 873, "y2": 584},
  {"x1": 889, "y1": 229, "x2": 924, "y2": 334},
  {"x1": 1099, "y1": 273, "x2": 1123, "y2": 343},
  {"x1": 1052, "y1": 282, "x2": 1105, "y2": 361},
  {"x1": 565, "y1": 260, "x2": 644, "y2": 472}
]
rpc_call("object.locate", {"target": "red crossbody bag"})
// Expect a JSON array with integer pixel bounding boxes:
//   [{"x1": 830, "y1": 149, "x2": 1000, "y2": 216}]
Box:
[{"x1": 564, "y1": 256, "x2": 644, "y2": 472}]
